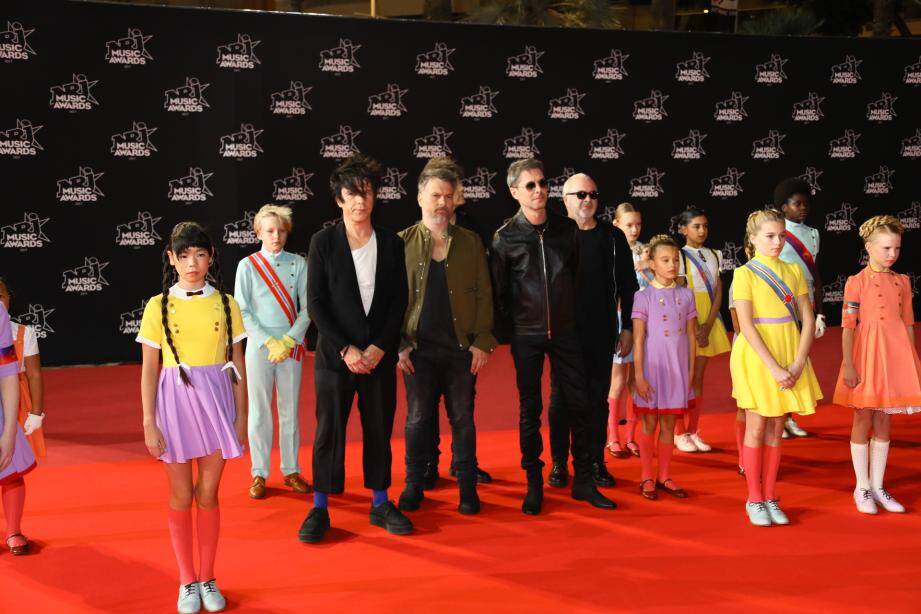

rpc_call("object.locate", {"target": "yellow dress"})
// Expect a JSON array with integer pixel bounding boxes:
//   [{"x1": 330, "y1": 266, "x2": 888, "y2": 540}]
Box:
[
  {"x1": 680, "y1": 247, "x2": 731, "y2": 357},
  {"x1": 730, "y1": 254, "x2": 823, "y2": 417}
]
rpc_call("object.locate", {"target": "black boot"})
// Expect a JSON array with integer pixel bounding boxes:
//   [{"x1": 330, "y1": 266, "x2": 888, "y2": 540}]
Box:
[
  {"x1": 592, "y1": 461, "x2": 616, "y2": 488},
  {"x1": 452, "y1": 463, "x2": 494, "y2": 484},
  {"x1": 458, "y1": 476, "x2": 480, "y2": 515},
  {"x1": 548, "y1": 460, "x2": 569, "y2": 488},
  {"x1": 422, "y1": 462, "x2": 439, "y2": 490},
  {"x1": 398, "y1": 484, "x2": 424, "y2": 511},
  {"x1": 522, "y1": 472, "x2": 544, "y2": 515},
  {"x1": 298, "y1": 507, "x2": 331, "y2": 543},
  {"x1": 572, "y1": 481, "x2": 617, "y2": 510},
  {"x1": 370, "y1": 501, "x2": 414, "y2": 535}
]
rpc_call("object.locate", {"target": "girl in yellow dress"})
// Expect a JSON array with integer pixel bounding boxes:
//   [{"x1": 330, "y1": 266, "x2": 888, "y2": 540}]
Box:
[{"x1": 731, "y1": 209, "x2": 822, "y2": 526}]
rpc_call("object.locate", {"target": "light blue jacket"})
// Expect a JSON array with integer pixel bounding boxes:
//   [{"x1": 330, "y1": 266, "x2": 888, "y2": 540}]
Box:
[{"x1": 234, "y1": 249, "x2": 310, "y2": 348}]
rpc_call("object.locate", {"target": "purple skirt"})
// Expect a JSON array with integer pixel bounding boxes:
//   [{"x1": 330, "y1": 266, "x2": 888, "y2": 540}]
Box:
[
  {"x1": 156, "y1": 364, "x2": 243, "y2": 464},
  {"x1": 0, "y1": 397, "x2": 37, "y2": 484}
]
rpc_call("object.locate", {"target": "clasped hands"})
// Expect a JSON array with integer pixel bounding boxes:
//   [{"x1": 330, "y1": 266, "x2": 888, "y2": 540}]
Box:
[
  {"x1": 772, "y1": 360, "x2": 805, "y2": 391},
  {"x1": 265, "y1": 335, "x2": 297, "y2": 363},
  {"x1": 344, "y1": 344, "x2": 385, "y2": 374}
]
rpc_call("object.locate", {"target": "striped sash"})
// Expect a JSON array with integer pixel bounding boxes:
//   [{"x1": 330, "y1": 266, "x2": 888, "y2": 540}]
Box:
[
  {"x1": 682, "y1": 247, "x2": 716, "y2": 304},
  {"x1": 744, "y1": 260, "x2": 799, "y2": 324},
  {"x1": 247, "y1": 253, "x2": 305, "y2": 361}
]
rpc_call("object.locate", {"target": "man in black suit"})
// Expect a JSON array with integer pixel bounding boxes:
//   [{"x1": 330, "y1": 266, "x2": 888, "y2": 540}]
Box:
[{"x1": 298, "y1": 154, "x2": 411, "y2": 543}]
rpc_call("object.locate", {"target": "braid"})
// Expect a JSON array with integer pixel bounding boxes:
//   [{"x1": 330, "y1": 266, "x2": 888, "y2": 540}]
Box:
[
  {"x1": 859, "y1": 214, "x2": 904, "y2": 242},
  {"x1": 161, "y1": 250, "x2": 190, "y2": 385},
  {"x1": 210, "y1": 256, "x2": 238, "y2": 384}
]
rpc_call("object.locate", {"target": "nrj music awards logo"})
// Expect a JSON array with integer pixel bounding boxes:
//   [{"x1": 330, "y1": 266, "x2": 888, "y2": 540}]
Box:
[
  {"x1": 273, "y1": 168, "x2": 313, "y2": 202},
  {"x1": 415, "y1": 43, "x2": 455, "y2": 77},
  {"x1": 223, "y1": 212, "x2": 257, "y2": 246},
  {"x1": 904, "y1": 56, "x2": 921, "y2": 85},
  {"x1": 216, "y1": 34, "x2": 260, "y2": 69},
  {"x1": 830, "y1": 55, "x2": 862, "y2": 85},
  {"x1": 589, "y1": 129, "x2": 625, "y2": 160},
  {"x1": 866, "y1": 93, "x2": 897, "y2": 122},
  {"x1": 164, "y1": 77, "x2": 209, "y2": 113},
  {"x1": 633, "y1": 90, "x2": 668, "y2": 121},
  {"x1": 0, "y1": 21, "x2": 36, "y2": 61},
  {"x1": 105, "y1": 28, "x2": 152, "y2": 65},
  {"x1": 62, "y1": 257, "x2": 109, "y2": 293},
  {"x1": 119, "y1": 301, "x2": 146, "y2": 335},
  {"x1": 503, "y1": 127, "x2": 541, "y2": 159},
  {"x1": 548, "y1": 88, "x2": 585, "y2": 120},
  {"x1": 14, "y1": 305, "x2": 54, "y2": 339},
  {"x1": 799, "y1": 166, "x2": 823, "y2": 195},
  {"x1": 823, "y1": 275, "x2": 847, "y2": 304},
  {"x1": 111, "y1": 122, "x2": 157, "y2": 158},
  {"x1": 219, "y1": 124, "x2": 263, "y2": 158},
  {"x1": 462, "y1": 168, "x2": 496, "y2": 201},
  {"x1": 709, "y1": 167, "x2": 745, "y2": 198},
  {"x1": 49, "y1": 74, "x2": 98, "y2": 111},
  {"x1": 320, "y1": 125, "x2": 360, "y2": 159},
  {"x1": 901, "y1": 129, "x2": 921, "y2": 159},
  {"x1": 792, "y1": 92, "x2": 824, "y2": 122},
  {"x1": 755, "y1": 53, "x2": 788, "y2": 85},
  {"x1": 460, "y1": 86, "x2": 499, "y2": 119},
  {"x1": 168, "y1": 167, "x2": 213, "y2": 203},
  {"x1": 898, "y1": 201, "x2": 921, "y2": 230},
  {"x1": 506, "y1": 45, "x2": 544, "y2": 79},
  {"x1": 864, "y1": 166, "x2": 894, "y2": 196},
  {"x1": 593, "y1": 49, "x2": 628, "y2": 81},
  {"x1": 2, "y1": 212, "x2": 49, "y2": 250},
  {"x1": 319, "y1": 38, "x2": 360, "y2": 74},
  {"x1": 828, "y1": 130, "x2": 861, "y2": 159},
  {"x1": 116, "y1": 211, "x2": 161, "y2": 247},
  {"x1": 270, "y1": 81, "x2": 311, "y2": 116},
  {"x1": 367, "y1": 84, "x2": 408, "y2": 118},
  {"x1": 0, "y1": 119, "x2": 41, "y2": 156},
  {"x1": 751, "y1": 130, "x2": 786, "y2": 160},
  {"x1": 825, "y1": 203, "x2": 857, "y2": 232},
  {"x1": 629, "y1": 168, "x2": 665, "y2": 199},
  {"x1": 413, "y1": 126, "x2": 453, "y2": 158},
  {"x1": 57, "y1": 167, "x2": 104, "y2": 204},
  {"x1": 675, "y1": 52, "x2": 710, "y2": 83},
  {"x1": 547, "y1": 167, "x2": 574, "y2": 199},
  {"x1": 720, "y1": 242, "x2": 743, "y2": 271},
  {"x1": 714, "y1": 91, "x2": 749, "y2": 122},
  {"x1": 672, "y1": 129, "x2": 706, "y2": 160},
  {"x1": 377, "y1": 168, "x2": 407, "y2": 201}
]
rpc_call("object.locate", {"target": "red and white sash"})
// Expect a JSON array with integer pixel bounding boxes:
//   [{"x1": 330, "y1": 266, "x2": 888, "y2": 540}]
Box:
[{"x1": 247, "y1": 252, "x2": 305, "y2": 361}]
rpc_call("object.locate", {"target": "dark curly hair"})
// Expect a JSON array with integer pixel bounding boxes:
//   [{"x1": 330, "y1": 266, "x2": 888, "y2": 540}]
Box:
[{"x1": 329, "y1": 153, "x2": 382, "y2": 203}]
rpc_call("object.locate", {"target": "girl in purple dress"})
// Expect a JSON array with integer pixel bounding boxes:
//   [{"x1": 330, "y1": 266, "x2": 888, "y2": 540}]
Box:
[{"x1": 632, "y1": 235, "x2": 697, "y2": 500}]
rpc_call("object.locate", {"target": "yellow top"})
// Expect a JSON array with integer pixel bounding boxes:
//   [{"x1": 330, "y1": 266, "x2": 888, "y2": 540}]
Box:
[
  {"x1": 136, "y1": 284, "x2": 246, "y2": 367},
  {"x1": 731, "y1": 254, "x2": 808, "y2": 319}
]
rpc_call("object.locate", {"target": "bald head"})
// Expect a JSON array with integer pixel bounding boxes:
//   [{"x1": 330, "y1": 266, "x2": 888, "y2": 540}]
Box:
[{"x1": 561, "y1": 173, "x2": 599, "y2": 226}]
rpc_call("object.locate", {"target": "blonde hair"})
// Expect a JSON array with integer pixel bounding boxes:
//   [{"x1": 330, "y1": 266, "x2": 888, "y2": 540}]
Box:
[
  {"x1": 858, "y1": 214, "x2": 903, "y2": 242},
  {"x1": 614, "y1": 202, "x2": 639, "y2": 222},
  {"x1": 743, "y1": 208, "x2": 785, "y2": 260},
  {"x1": 253, "y1": 204, "x2": 293, "y2": 233},
  {"x1": 647, "y1": 233, "x2": 679, "y2": 258}
]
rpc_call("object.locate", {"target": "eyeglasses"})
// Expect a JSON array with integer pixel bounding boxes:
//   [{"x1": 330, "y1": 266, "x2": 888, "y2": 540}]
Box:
[
  {"x1": 565, "y1": 190, "x2": 600, "y2": 201},
  {"x1": 516, "y1": 178, "x2": 548, "y2": 191}
]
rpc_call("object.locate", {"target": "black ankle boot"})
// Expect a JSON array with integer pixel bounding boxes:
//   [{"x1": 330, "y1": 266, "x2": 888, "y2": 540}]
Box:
[
  {"x1": 458, "y1": 479, "x2": 480, "y2": 515},
  {"x1": 522, "y1": 473, "x2": 544, "y2": 515},
  {"x1": 548, "y1": 461, "x2": 569, "y2": 488}
]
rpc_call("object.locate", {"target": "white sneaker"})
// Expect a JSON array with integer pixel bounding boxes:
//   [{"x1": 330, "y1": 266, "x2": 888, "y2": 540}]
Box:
[
  {"x1": 781, "y1": 428, "x2": 790, "y2": 439},
  {"x1": 745, "y1": 500, "x2": 772, "y2": 526},
  {"x1": 765, "y1": 500, "x2": 790, "y2": 525},
  {"x1": 872, "y1": 488, "x2": 905, "y2": 513},
  {"x1": 689, "y1": 432, "x2": 712, "y2": 452},
  {"x1": 674, "y1": 433, "x2": 697, "y2": 452},
  {"x1": 198, "y1": 579, "x2": 227, "y2": 612},
  {"x1": 784, "y1": 417, "x2": 808, "y2": 437},
  {"x1": 177, "y1": 583, "x2": 201, "y2": 614},
  {"x1": 854, "y1": 488, "x2": 878, "y2": 514}
]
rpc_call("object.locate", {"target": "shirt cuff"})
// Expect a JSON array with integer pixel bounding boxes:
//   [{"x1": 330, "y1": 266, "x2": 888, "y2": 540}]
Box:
[
  {"x1": 135, "y1": 335, "x2": 161, "y2": 349},
  {"x1": 232, "y1": 332, "x2": 248, "y2": 344}
]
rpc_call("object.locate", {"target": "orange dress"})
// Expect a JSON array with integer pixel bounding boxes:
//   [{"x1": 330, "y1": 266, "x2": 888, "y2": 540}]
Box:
[
  {"x1": 832, "y1": 267, "x2": 921, "y2": 413},
  {"x1": 14, "y1": 323, "x2": 46, "y2": 457}
]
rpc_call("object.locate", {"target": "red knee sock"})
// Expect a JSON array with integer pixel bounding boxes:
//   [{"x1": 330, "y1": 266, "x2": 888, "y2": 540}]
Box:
[
  {"x1": 168, "y1": 507, "x2": 196, "y2": 585},
  {"x1": 2, "y1": 478, "x2": 26, "y2": 537},
  {"x1": 637, "y1": 429, "x2": 656, "y2": 482},
  {"x1": 656, "y1": 437, "x2": 674, "y2": 483},
  {"x1": 742, "y1": 446, "x2": 763, "y2": 502},
  {"x1": 761, "y1": 445, "x2": 782, "y2": 501},
  {"x1": 687, "y1": 396, "x2": 702, "y2": 433},
  {"x1": 735, "y1": 420, "x2": 746, "y2": 469},
  {"x1": 607, "y1": 397, "x2": 619, "y2": 444},
  {"x1": 197, "y1": 506, "x2": 220, "y2": 582},
  {"x1": 626, "y1": 398, "x2": 638, "y2": 441}
]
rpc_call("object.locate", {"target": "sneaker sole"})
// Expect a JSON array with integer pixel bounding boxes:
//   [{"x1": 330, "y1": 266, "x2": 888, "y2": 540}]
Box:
[{"x1": 370, "y1": 517, "x2": 413, "y2": 535}]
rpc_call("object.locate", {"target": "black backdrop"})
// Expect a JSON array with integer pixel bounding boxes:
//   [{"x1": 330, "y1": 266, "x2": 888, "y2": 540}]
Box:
[{"x1": 1, "y1": 1, "x2": 919, "y2": 366}]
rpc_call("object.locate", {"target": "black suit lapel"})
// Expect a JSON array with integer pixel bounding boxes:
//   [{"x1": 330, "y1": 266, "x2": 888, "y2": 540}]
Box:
[
  {"x1": 334, "y1": 222, "x2": 366, "y2": 317},
  {"x1": 367, "y1": 228, "x2": 385, "y2": 319}
]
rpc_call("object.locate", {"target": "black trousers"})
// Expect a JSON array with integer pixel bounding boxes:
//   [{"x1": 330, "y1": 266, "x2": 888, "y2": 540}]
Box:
[
  {"x1": 511, "y1": 332, "x2": 593, "y2": 482},
  {"x1": 548, "y1": 341, "x2": 612, "y2": 466},
  {"x1": 312, "y1": 362, "x2": 397, "y2": 494},
  {"x1": 404, "y1": 347, "x2": 477, "y2": 486}
]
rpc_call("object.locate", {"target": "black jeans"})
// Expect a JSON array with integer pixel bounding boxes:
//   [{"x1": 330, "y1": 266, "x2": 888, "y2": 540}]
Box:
[
  {"x1": 404, "y1": 347, "x2": 477, "y2": 486},
  {"x1": 511, "y1": 332, "x2": 592, "y2": 483},
  {"x1": 548, "y1": 341, "x2": 612, "y2": 466}
]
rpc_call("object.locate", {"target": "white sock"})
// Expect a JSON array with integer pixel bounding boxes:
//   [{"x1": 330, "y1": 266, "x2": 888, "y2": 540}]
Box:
[
  {"x1": 869, "y1": 438, "x2": 890, "y2": 491},
  {"x1": 850, "y1": 441, "x2": 870, "y2": 491}
]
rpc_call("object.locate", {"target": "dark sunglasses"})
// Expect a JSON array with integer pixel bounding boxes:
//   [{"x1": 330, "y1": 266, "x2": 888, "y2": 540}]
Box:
[
  {"x1": 517, "y1": 178, "x2": 549, "y2": 191},
  {"x1": 565, "y1": 190, "x2": 600, "y2": 201}
]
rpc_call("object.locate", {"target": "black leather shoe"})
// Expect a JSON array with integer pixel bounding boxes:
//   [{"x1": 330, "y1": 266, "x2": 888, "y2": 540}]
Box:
[
  {"x1": 572, "y1": 483, "x2": 617, "y2": 510},
  {"x1": 548, "y1": 461, "x2": 569, "y2": 488},
  {"x1": 458, "y1": 483, "x2": 480, "y2": 515},
  {"x1": 592, "y1": 462, "x2": 616, "y2": 488},
  {"x1": 422, "y1": 463, "x2": 439, "y2": 490},
  {"x1": 522, "y1": 482, "x2": 543, "y2": 515},
  {"x1": 398, "y1": 485, "x2": 424, "y2": 511},
  {"x1": 370, "y1": 501, "x2": 413, "y2": 535},
  {"x1": 298, "y1": 507, "x2": 330, "y2": 543}
]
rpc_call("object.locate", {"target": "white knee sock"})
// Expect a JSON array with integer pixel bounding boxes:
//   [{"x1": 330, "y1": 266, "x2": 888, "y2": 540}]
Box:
[
  {"x1": 849, "y1": 441, "x2": 870, "y2": 491},
  {"x1": 869, "y1": 438, "x2": 890, "y2": 491}
]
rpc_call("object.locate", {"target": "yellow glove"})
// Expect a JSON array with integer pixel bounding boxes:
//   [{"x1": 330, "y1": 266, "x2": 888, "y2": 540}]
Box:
[
  {"x1": 281, "y1": 335, "x2": 297, "y2": 350},
  {"x1": 265, "y1": 337, "x2": 289, "y2": 363}
]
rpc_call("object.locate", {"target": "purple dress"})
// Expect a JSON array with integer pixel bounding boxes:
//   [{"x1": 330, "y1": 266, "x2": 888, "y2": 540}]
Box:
[
  {"x1": 631, "y1": 285, "x2": 697, "y2": 414},
  {"x1": 0, "y1": 303, "x2": 37, "y2": 484}
]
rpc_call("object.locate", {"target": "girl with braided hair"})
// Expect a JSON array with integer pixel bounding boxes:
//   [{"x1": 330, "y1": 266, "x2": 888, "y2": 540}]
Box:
[
  {"x1": 833, "y1": 215, "x2": 921, "y2": 515},
  {"x1": 136, "y1": 221, "x2": 247, "y2": 613}
]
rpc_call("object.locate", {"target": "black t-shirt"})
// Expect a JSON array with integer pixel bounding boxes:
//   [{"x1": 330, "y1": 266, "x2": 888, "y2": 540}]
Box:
[
  {"x1": 417, "y1": 259, "x2": 460, "y2": 351},
  {"x1": 576, "y1": 223, "x2": 613, "y2": 344}
]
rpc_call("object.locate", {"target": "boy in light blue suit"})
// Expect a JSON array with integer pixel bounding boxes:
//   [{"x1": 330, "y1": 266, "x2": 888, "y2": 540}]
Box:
[{"x1": 235, "y1": 204, "x2": 311, "y2": 498}]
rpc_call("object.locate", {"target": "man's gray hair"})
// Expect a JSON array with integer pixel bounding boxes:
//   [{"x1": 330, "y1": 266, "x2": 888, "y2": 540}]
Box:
[
  {"x1": 418, "y1": 157, "x2": 462, "y2": 191},
  {"x1": 506, "y1": 158, "x2": 544, "y2": 188}
]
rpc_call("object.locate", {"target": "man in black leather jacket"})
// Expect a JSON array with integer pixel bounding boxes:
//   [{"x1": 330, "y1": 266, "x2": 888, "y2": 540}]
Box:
[{"x1": 490, "y1": 158, "x2": 616, "y2": 514}]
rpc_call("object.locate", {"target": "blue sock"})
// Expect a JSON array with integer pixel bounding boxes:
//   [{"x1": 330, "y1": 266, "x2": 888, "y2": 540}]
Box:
[
  {"x1": 313, "y1": 491, "x2": 328, "y2": 509},
  {"x1": 371, "y1": 489, "x2": 388, "y2": 507}
]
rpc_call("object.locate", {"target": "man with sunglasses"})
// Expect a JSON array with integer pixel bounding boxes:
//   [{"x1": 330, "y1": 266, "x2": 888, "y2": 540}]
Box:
[
  {"x1": 547, "y1": 173, "x2": 638, "y2": 490},
  {"x1": 491, "y1": 159, "x2": 616, "y2": 515}
]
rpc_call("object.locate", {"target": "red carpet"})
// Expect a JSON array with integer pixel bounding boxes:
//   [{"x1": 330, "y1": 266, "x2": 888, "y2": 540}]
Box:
[{"x1": 3, "y1": 329, "x2": 921, "y2": 612}]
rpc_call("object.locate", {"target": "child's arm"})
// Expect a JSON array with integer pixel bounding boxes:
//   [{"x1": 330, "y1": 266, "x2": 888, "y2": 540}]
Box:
[
  {"x1": 231, "y1": 340, "x2": 248, "y2": 447},
  {"x1": 841, "y1": 327, "x2": 859, "y2": 387},
  {"x1": 632, "y1": 318, "x2": 652, "y2": 400},
  {"x1": 729, "y1": 307, "x2": 740, "y2": 335},
  {"x1": 140, "y1": 344, "x2": 164, "y2": 457},
  {"x1": 686, "y1": 317, "x2": 697, "y2": 388},
  {"x1": 23, "y1": 353, "x2": 43, "y2": 415},
  {"x1": 0, "y1": 373, "x2": 18, "y2": 471},
  {"x1": 788, "y1": 293, "x2": 816, "y2": 382},
  {"x1": 735, "y1": 299, "x2": 795, "y2": 388}
]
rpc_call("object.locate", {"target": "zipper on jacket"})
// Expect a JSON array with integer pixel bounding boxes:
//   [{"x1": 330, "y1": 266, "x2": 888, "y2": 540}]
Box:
[{"x1": 537, "y1": 228, "x2": 552, "y2": 339}]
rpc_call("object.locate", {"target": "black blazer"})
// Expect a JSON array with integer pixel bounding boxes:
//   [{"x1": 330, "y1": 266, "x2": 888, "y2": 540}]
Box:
[{"x1": 307, "y1": 221, "x2": 408, "y2": 371}]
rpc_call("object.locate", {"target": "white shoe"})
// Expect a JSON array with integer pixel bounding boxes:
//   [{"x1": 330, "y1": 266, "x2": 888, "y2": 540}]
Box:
[
  {"x1": 177, "y1": 583, "x2": 201, "y2": 614},
  {"x1": 784, "y1": 417, "x2": 808, "y2": 437},
  {"x1": 745, "y1": 500, "x2": 772, "y2": 526},
  {"x1": 689, "y1": 432, "x2": 712, "y2": 452},
  {"x1": 871, "y1": 488, "x2": 905, "y2": 513},
  {"x1": 765, "y1": 500, "x2": 790, "y2": 525},
  {"x1": 198, "y1": 580, "x2": 227, "y2": 612},
  {"x1": 854, "y1": 488, "x2": 878, "y2": 514},
  {"x1": 674, "y1": 433, "x2": 697, "y2": 452}
]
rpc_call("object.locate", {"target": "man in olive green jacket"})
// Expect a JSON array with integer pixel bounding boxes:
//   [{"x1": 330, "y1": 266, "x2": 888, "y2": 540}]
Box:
[{"x1": 396, "y1": 160, "x2": 497, "y2": 516}]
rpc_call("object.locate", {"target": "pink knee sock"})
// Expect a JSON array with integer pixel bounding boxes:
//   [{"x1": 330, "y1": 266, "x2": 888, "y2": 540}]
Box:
[
  {"x1": 607, "y1": 397, "x2": 619, "y2": 444},
  {"x1": 761, "y1": 445, "x2": 782, "y2": 501},
  {"x1": 626, "y1": 398, "x2": 638, "y2": 441},
  {"x1": 687, "y1": 396, "x2": 702, "y2": 433},
  {"x1": 735, "y1": 420, "x2": 746, "y2": 469},
  {"x1": 742, "y1": 446, "x2": 763, "y2": 502},
  {"x1": 2, "y1": 478, "x2": 26, "y2": 537},
  {"x1": 168, "y1": 507, "x2": 196, "y2": 585},
  {"x1": 637, "y1": 429, "x2": 656, "y2": 482},
  {"x1": 197, "y1": 506, "x2": 220, "y2": 582},
  {"x1": 656, "y1": 437, "x2": 674, "y2": 482}
]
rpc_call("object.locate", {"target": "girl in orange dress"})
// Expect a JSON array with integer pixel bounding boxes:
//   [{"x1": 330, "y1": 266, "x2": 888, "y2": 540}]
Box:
[{"x1": 834, "y1": 215, "x2": 921, "y2": 515}]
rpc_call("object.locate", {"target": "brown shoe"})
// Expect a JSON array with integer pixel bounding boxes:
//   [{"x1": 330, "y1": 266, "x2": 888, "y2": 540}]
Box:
[
  {"x1": 656, "y1": 479, "x2": 688, "y2": 498},
  {"x1": 6, "y1": 533, "x2": 29, "y2": 556},
  {"x1": 284, "y1": 473, "x2": 312, "y2": 494},
  {"x1": 249, "y1": 476, "x2": 266, "y2": 499},
  {"x1": 639, "y1": 479, "x2": 658, "y2": 500}
]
